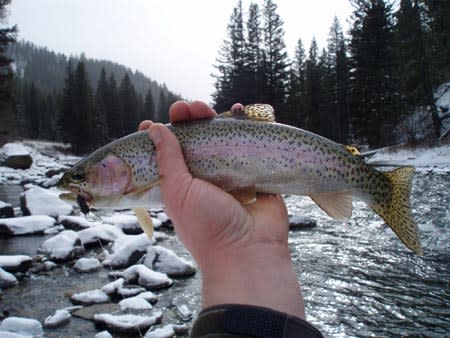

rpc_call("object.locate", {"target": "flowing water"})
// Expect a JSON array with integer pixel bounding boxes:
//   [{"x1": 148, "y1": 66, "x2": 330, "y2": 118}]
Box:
[{"x1": 0, "y1": 171, "x2": 449, "y2": 337}]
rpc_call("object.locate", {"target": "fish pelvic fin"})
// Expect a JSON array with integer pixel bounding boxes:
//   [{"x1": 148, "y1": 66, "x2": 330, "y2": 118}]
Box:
[
  {"x1": 371, "y1": 166, "x2": 423, "y2": 255},
  {"x1": 133, "y1": 207, "x2": 154, "y2": 239}
]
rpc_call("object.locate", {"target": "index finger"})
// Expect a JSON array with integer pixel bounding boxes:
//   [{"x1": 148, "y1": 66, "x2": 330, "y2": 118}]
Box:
[{"x1": 169, "y1": 100, "x2": 216, "y2": 123}]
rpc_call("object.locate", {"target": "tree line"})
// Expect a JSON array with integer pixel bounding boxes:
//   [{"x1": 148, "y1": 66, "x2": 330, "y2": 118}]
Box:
[{"x1": 213, "y1": 0, "x2": 450, "y2": 147}]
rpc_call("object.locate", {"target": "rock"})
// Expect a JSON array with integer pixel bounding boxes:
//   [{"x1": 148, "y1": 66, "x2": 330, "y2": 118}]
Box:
[
  {"x1": 21, "y1": 186, "x2": 72, "y2": 217},
  {"x1": 289, "y1": 215, "x2": 317, "y2": 229},
  {"x1": 58, "y1": 215, "x2": 102, "y2": 231},
  {"x1": 0, "y1": 331, "x2": 30, "y2": 338},
  {"x1": 0, "y1": 143, "x2": 33, "y2": 169},
  {"x1": 109, "y1": 264, "x2": 173, "y2": 290},
  {"x1": 143, "y1": 245, "x2": 196, "y2": 277},
  {"x1": 0, "y1": 215, "x2": 55, "y2": 236},
  {"x1": 101, "y1": 213, "x2": 162, "y2": 234},
  {"x1": 116, "y1": 285, "x2": 147, "y2": 298},
  {"x1": 173, "y1": 303, "x2": 193, "y2": 322},
  {"x1": 119, "y1": 296, "x2": 152, "y2": 310},
  {"x1": 73, "y1": 258, "x2": 102, "y2": 272},
  {"x1": 135, "y1": 291, "x2": 158, "y2": 304},
  {"x1": 101, "y1": 278, "x2": 125, "y2": 296},
  {"x1": 78, "y1": 224, "x2": 123, "y2": 248},
  {"x1": 43, "y1": 309, "x2": 71, "y2": 328},
  {"x1": 93, "y1": 312, "x2": 162, "y2": 333},
  {"x1": 0, "y1": 316, "x2": 43, "y2": 336},
  {"x1": 144, "y1": 324, "x2": 189, "y2": 338},
  {"x1": 72, "y1": 303, "x2": 120, "y2": 320},
  {"x1": 0, "y1": 267, "x2": 17, "y2": 288},
  {"x1": 39, "y1": 230, "x2": 82, "y2": 261},
  {"x1": 102, "y1": 233, "x2": 153, "y2": 269},
  {"x1": 0, "y1": 201, "x2": 14, "y2": 218},
  {"x1": 70, "y1": 289, "x2": 110, "y2": 305},
  {"x1": 0, "y1": 255, "x2": 32, "y2": 273}
]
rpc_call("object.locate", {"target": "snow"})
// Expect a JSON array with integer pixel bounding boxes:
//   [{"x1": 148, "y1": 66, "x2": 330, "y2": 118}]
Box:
[
  {"x1": 0, "y1": 255, "x2": 32, "y2": 272},
  {"x1": 0, "y1": 143, "x2": 31, "y2": 157},
  {"x1": 95, "y1": 331, "x2": 113, "y2": 338},
  {"x1": 70, "y1": 289, "x2": 110, "y2": 305},
  {"x1": 0, "y1": 331, "x2": 30, "y2": 338},
  {"x1": 119, "y1": 296, "x2": 153, "y2": 310},
  {"x1": 0, "y1": 215, "x2": 55, "y2": 235},
  {"x1": 43, "y1": 309, "x2": 71, "y2": 328},
  {"x1": 39, "y1": 230, "x2": 82, "y2": 260},
  {"x1": 368, "y1": 143, "x2": 450, "y2": 171},
  {"x1": 135, "y1": 291, "x2": 158, "y2": 303},
  {"x1": 144, "y1": 324, "x2": 189, "y2": 338},
  {"x1": 109, "y1": 264, "x2": 173, "y2": 290},
  {"x1": 101, "y1": 278, "x2": 125, "y2": 295},
  {"x1": 0, "y1": 317, "x2": 43, "y2": 337},
  {"x1": 21, "y1": 186, "x2": 72, "y2": 217},
  {"x1": 101, "y1": 213, "x2": 162, "y2": 234},
  {"x1": 93, "y1": 312, "x2": 163, "y2": 333},
  {"x1": 0, "y1": 267, "x2": 17, "y2": 287},
  {"x1": 73, "y1": 257, "x2": 102, "y2": 272},
  {"x1": 58, "y1": 215, "x2": 102, "y2": 230}
]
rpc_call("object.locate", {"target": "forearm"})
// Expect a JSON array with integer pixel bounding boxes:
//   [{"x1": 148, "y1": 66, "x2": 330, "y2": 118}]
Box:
[{"x1": 200, "y1": 241, "x2": 306, "y2": 319}]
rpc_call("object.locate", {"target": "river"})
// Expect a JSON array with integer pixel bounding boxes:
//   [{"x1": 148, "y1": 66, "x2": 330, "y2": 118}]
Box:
[{"x1": 0, "y1": 170, "x2": 449, "y2": 337}]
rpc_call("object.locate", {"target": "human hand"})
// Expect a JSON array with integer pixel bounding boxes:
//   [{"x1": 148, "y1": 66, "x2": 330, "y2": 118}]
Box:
[{"x1": 139, "y1": 101, "x2": 305, "y2": 318}]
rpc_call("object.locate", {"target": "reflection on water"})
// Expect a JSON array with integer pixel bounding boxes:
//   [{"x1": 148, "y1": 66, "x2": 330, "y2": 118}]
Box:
[{"x1": 0, "y1": 173, "x2": 449, "y2": 337}]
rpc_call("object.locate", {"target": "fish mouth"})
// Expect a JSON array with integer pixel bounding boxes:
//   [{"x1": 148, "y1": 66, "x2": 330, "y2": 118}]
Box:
[{"x1": 58, "y1": 184, "x2": 93, "y2": 204}]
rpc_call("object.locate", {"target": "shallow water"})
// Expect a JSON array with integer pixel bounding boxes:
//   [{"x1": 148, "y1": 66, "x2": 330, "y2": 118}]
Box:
[{"x1": 0, "y1": 171, "x2": 449, "y2": 337}]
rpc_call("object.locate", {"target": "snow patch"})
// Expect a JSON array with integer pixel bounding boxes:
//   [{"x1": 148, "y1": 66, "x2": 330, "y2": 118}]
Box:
[
  {"x1": 39, "y1": 230, "x2": 82, "y2": 260},
  {"x1": 43, "y1": 309, "x2": 71, "y2": 328},
  {"x1": 73, "y1": 257, "x2": 102, "y2": 272},
  {"x1": 109, "y1": 264, "x2": 173, "y2": 290},
  {"x1": 0, "y1": 215, "x2": 55, "y2": 235},
  {"x1": 93, "y1": 312, "x2": 162, "y2": 333},
  {"x1": 21, "y1": 186, "x2": 72, "y2": 217},
  {"x1": 0, "y1": 317, "x2": 43, "y2": 337}
]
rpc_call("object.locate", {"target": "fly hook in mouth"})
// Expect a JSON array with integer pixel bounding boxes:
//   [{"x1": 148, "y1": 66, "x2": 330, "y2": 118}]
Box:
[{"x1": 77, "y1": 195, "x2": 90, "y2": 215}]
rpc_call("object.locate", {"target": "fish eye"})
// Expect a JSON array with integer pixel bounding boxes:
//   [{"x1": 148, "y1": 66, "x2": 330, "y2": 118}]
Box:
[{"x1": 70, "y1": 172, "x2": 85, "y2": 183}]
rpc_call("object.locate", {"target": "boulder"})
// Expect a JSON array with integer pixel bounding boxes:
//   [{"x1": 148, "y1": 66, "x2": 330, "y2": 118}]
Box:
[
  {"x1": 289, "y1": 215, "x2": 317, "y2": 229},
  {"x1": 0, "y1": 267, "x2": 17, "y2": 288},
  {"x1": 93, "y1": 312, "x2": 162, "y2": 333},
  {"x1": 21, "y1": 186, "x2": 72, "y2": 217},
  {"x1": 143, "y1": 246, "x2": 196, "y2": 277},
  {"x1": 0, "y1": 255, "x2": 32, "y2": 273},
  {"x1": 0, "y1": 215, "x2": 55, "y2": 236},
  {"x1": 0, "y1": 317, "x2": 43, "y2": 337},
  {"x1": 39, "y1": 230, "x2": 82, "y2": 261},
  {"x1": 0, "y1": 201, "x2": 14, "y2": 218},
  {"x1": 0, "y1": 143, "x2": 33, "y2": 169}
]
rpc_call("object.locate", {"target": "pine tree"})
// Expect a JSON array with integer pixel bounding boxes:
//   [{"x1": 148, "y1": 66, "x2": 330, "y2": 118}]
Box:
[
  {"x1": 59, "y1": 61, "x2": 75, "y2": 143},
  {"x1": 119, "y1": 72, "x2": 139, "y2": 135},
  {"x1": 213, "y1": 0, "x2": 246, "y2": 111},
  {"x1": 286, "y1": 38, "x2": 307, "y2": 127},
  {"x1": 304, "y1": 38, "x2": 321, "y2": 134},
  {"x1": 143, "y1": 89, "x2": 156, "y2": 121},
  {"x1": 93, "y1": 67, "x2": 109, "y2": 145},
  {"x1": 349, "y1": 0, "x2": 399, "y2": 147},
  {"x1": 261, "y1": 0, "x2": 290, "y2": 117},
  {"x1": 106, "y1": 72, "x2": 122, "y2": 138}
]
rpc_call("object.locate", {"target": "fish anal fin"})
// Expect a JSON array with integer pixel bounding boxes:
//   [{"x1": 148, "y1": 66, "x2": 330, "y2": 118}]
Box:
[
  {"x1": 133, "y1": 207, "x2": 154, "y2": 239},
  {"x1": 310, "y1": 192, "x2": 353, "y2": 219},
  {"x1": 230, "y1": 187, "x2": 257, "y2": 205}
]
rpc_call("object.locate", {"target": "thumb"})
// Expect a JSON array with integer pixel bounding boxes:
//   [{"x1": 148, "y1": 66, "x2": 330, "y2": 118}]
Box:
[{"x1": 148, "y1": 123, "x2": 193, "y2": 214}]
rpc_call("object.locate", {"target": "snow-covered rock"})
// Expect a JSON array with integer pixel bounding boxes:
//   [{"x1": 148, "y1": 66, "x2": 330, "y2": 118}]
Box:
[
  {"x1": 119, "y1": 296, "x2": 152, "y2": 310},
  {"x1": 101, "y1": 213, "x2": 162, "y2": 234},
  {"x1": 70, "y1": 289, "x2": 110, "y2": 305},
  {"x1": 0, "y1": 317, "x2": 43, "y2": 336},
  {"x1": 0, "y1": 201, "x2": 14, "y2": 218},
  {"x1": 101, "y1": 278, "x2": 125, "y2": 296},
  {"x1": 102, "y1": 233, "x2": 153, "y2": 269},
  {"x1": 43, "y1": 309, "x2": 71, "y2": 328},
  {"x1": 135, "y1": 291, "x2": 158, "y2": 303},
  {"x1": 93, "y1": 312, "x2": 162, "y2": 333},
  {"x1": 143, "y1": 246, "x2": 196, "y2": 277},
  {"x1": 289, "y1": 215, "x2": 317, "y2": 229},
  {"x1": 117, "y1": 285, "x2": 147, "y2": 298},
  {"x1": 21, "y1": 186, "x2": 72, "y2": 217},
  {"x1": 174, "y1": 302, "x2": 193, "y2": 321},
  {"x1": 0, "y1": 267, "x2": 17, "y2": 287},
  {"x1": 0, "y1": 215, "x2": 55, "y2": 236},
  {"x1": 0, "y1": 255, "x2": 32, "y2": 273},
  {"x1": 109, "y1": 264, "x2": 173, "y2": 290},
  {"x1": 73, "y1": 257, "x2": 102, "y2": 272},
  {"x1": 95, "y1": 331, "x2": 113, "y2": 338},
  {"x1": 58, "y1": 215, "x2": 102, "y2": 231},
  {"x1": 0, "y1": 143, "x2": 33, "y2": 169},
  {"x1": 0, "y1": 331, "x2": 30, "y2": 338},
  {"x1": 39, "y1": 230, "x2": 82, "y2": 261},
  {"x1": 78, "y1": 224, "x2": 123, "y2": 248},
  {"x1": 144, "y1": 324, "x2": 189, "y2": 338}
]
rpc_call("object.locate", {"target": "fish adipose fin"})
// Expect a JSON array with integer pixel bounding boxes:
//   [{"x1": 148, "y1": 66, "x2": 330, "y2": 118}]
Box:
[
  {"x1": 371, "y1": 166, "x2": 423, "y2": 255},
  {"x1": 219, "y1": 104, "x2": 276, "y2": 122},
  {"x1": 133, "y1": 207, "x2": 154, "y2": 239},
  {"x1": 309, "y1": 192, "x2": 353, "y2": 219}
]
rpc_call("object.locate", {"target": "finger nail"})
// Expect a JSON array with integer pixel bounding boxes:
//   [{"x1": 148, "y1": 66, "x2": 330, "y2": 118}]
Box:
[{"x1": 149, "y1": 125, "x2": 162, "y2": 146}]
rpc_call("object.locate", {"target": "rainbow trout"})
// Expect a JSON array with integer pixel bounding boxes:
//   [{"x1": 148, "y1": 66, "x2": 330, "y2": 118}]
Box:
[{"x1": 58, "y1": 104, "x2": 422, "y2": 254}]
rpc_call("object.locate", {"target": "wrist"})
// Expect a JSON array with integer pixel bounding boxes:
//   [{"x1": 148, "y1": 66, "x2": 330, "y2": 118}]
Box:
[{"x1": 200, "y1": 240, "x2": 305, "y2": 319}]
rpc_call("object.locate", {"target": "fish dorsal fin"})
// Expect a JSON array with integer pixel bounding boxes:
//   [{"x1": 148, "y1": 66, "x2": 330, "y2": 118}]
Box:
[
  {"x1": 309, "y1": 192, "x2": 353, "y2": 219},
  {"x1": 219, "y1": 104, "x2": 276, "y2": 122}
]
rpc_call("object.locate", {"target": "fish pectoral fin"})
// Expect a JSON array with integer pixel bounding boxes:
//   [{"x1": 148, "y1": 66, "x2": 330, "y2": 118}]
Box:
[
  {"x1": 124, "y1": 179, "x2": 161, "y2": 197},
  {"x1": 230, "y1": 187, "x2": 257, "y2": 205},
  {"x1": 309, "y1": 192, "x2": 353, "y2": 219},
  {"x1": 133, "y1": 207, "x2": 154, "y2": 239}
]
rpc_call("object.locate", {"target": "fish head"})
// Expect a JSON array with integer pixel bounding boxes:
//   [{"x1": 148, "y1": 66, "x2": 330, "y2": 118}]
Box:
[{"x1": 58, "y1": 153, "x2": 131, "y2": 207}]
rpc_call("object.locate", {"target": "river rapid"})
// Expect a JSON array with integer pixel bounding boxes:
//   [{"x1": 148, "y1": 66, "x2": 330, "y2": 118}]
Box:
[{"x1": 0, "y1": 169, "x2": 449, "y2": 337}]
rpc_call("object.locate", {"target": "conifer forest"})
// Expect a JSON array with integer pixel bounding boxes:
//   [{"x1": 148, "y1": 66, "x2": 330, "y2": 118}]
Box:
[{"x1": 1, "y1": 0, "x2": 450, "y2": 152}]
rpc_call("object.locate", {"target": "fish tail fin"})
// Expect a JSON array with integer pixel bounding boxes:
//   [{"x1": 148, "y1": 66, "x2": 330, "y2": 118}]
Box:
[{"x1": 370, "y1": 166, "x2": 423, "y2": 255}]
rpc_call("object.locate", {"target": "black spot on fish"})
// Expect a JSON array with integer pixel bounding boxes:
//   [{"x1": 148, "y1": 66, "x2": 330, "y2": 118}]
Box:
[{"x1": 77, "y1": 195, "x2": 90, "y2": 215}]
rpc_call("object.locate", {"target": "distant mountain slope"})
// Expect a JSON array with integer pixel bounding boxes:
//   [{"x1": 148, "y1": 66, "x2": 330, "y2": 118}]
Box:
[{"x1": 7, "y1": 40, "x2": 180, "y2": 109}]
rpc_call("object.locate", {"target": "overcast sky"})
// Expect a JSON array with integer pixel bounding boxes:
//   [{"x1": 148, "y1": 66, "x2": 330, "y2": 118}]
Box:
[{"x1": 8, "y1": 0, "x2": 353, "y2": 104}]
